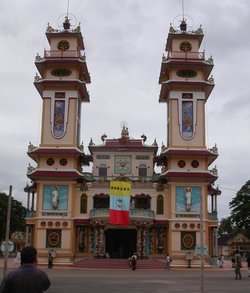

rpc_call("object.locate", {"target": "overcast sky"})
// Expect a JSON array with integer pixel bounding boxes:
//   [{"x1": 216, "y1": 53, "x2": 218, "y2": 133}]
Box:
[{"x1": 0, "y1": 0, "x2": 249, "y2": 219}]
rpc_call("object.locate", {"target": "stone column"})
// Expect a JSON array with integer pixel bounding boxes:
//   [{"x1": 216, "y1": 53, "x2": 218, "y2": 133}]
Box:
[
  {"x1": 31, "y1": 191, "x2": 35, "y2": 211},
  {"x1": 27, "y1": 191, "x2": 30, "y2": 210},
  {"x1": 211, "y1": 194, "x2": 214, "y2": 212}
]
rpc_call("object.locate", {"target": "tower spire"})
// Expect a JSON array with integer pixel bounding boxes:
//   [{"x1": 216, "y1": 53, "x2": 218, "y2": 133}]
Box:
[
  {"x1": 182, "y1": 0, "x2": 185, "y2": 19},
  {"x1": 180, "y1": 0, "x2": 187, "y2": 31},
  {"x1": 67, "y1": 0, "x2": 70, "y2": 18}
]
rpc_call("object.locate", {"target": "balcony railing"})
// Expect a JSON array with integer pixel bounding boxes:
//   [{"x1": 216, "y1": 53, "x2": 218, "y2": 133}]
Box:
[
  {"x1": 44, "y1": 49, "x2": 85, "y2": 59},
  {"x1": 167, "y1": 51, "x2": 205, "y2": 60},
  {"x1": 208, "y1": 211, "x2": 218, "y2": 221},
  {"x1": 26, "y1": 210, "x2": 36, "y2": 218},
  {"x1": 90, "y1": 208, "x2": 154, "y2": 220},
  {"x1": 82, "y1": 173, "x2": 160, "y2": 183}
]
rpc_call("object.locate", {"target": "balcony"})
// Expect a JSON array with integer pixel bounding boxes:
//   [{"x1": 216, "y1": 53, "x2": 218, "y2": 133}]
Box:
[
  {"x1": 90, "y1": 208, "x2": 154, "y2": 221},
  {"x1": 25, "y1": 210, "x2": 36, "y2": 218},
  {"x1": 207, "y1": 211, "x2": 218, "y2": 221},
  {"x1": 83, "y1": 174, "x2": 158, "y2": 183},
  {"x1": 167, "y1": 51, "x2": 205, "y2": 60},
  {"x1": 44, "y1": 49, "x2": 85, "y2": 59}
]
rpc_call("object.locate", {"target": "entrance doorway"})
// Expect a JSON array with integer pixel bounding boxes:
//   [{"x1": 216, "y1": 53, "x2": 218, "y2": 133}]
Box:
[{"x1": 105, "y1": 229, "x2": 136, "y2": 259}]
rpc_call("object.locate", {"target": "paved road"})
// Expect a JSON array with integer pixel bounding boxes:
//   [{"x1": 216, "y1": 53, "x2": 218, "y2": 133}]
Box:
[{"x1": 1, "y1": 267, "x2": 249, "y2": 293}]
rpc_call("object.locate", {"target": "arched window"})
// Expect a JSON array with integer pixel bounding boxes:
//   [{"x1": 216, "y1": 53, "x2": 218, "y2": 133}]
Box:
[
  {"x1": 135, "y1": 194, "x2": 151, "y2": 209},
  {"x1": 99, "y1": 163, "x2": 107, "y2": 178},
  {"x1": 80, "y1": 194, "x2": 87, "y2": 214},
  {"x1": 93, "y1": 194, "x2": 109, "y2": 209},
  {"x1": 157, "y1": 195, "x2": 164, "y2": 215},
  {"x1": 138, "y1": 163, "x2": 147, "y2": 178}
]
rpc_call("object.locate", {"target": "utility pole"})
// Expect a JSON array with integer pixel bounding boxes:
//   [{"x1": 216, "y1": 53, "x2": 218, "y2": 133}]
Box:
[
  {"x1": 3, "y1": 185, "x2": 12, "y2": 277},
  {"x1": 200, "y1": 190, "x2": 204, "y2": 293}
]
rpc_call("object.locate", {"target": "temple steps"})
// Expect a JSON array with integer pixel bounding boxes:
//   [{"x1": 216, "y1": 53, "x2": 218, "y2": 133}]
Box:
[{"x1": 73, "y1": 258, "x2": 165, "y2": 269}]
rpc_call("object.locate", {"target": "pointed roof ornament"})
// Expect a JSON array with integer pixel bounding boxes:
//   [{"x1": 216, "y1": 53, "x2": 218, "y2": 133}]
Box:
[
  {"x1": 180, "y1": 18, "x2": 187, "y2": 32},
  {"x1": 63, "y1": 16, "x2": 71, "y2": 30}
]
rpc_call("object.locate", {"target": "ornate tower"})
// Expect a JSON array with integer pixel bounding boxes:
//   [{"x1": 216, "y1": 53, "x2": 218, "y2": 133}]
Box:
[
  {"x1": 26, "y1": 17, "x2": 91, "y2": 264},
  {"x1": 158, "y1": 20, "x2": 221, "y2": 263}
]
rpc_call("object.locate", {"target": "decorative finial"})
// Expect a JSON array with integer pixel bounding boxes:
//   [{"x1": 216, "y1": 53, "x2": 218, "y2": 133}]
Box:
[
  {"x1": 141, "y1": 134, "x2": 147, "y2": 142},
  {"x1": 121, "y1": 125, "x2": 129, "y2": 139},
  {"x1": 180, "y1": 19, "x2": 187, "y2": 31},
  {"x1": 101, "y1": 133, "x2": 107, "y2": 142},
  {"x1": 89, "y1": 138, "x2": 95, "y2": 146},
  {"x1": 63, "y1": 16, "x2": 71, "y2": 30},
  {"x1": 152, "y1": 138, "x2": 158, "y2": 146}
]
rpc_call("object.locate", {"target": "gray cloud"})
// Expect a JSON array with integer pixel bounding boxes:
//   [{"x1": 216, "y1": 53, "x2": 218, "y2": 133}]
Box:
[{"x1": 0, "y1": 0, "x2": 249, "y2": 219}]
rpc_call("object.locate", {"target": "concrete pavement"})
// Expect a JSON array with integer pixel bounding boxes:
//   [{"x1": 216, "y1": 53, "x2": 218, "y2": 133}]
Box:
[{"x1": 1, "y1": 257, "x2": 249, "y2": 293}]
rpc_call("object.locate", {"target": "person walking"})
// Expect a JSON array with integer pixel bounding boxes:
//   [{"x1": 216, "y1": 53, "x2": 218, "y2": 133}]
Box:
[
  {"x1": 165, "y1": 253, "x2": 172, "y2": 270},
  {"x1": 48, "y1": 251, "x2": 53, "y2": 269},
  {"x1": 130, "y1": 253, "x2": 137, "y2": 271},
  {"x1": 0, "y1": 246, "x2": 51, "y2": 293},
  {"x1": 234, "y1": 250, "x2": 242, "y2": 280}
]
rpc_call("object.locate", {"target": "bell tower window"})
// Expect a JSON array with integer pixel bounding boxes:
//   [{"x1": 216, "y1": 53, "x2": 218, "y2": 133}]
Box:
[
  {"x1": 99, "y1": 163, "x2": 107, "y2": 178},
  {"x1": 138, "y1": 163, "x2": 147, "y2": 178}
]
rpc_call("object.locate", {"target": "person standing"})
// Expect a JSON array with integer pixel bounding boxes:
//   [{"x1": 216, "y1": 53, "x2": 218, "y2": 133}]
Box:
[
  {"x1": 246, "y1": 253, "x2": 250, "y2": 278},
  {"x1": 165, "y1": 253, "x2": 172, "y2": 270},
  {"x1": 13, "y1": 251, "x2": 21, "y2": 268},
  {"x1": 0, "y1": 246, "x2": 51, "y2": 293},
  {"x1": 234, "y1": 250, "x2": 242, "y2": 280},
  {"x1": 220, "y1": 254, "x2": 224, "y2": 268}
]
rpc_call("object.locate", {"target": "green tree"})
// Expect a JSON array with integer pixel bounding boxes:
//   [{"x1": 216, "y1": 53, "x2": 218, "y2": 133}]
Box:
[
  {"x1": 0, "y1": 193, "x2": 27, "y2": 241},
  {"x1": 218, "y1": 216, "x2": 236, "y2": 237},
  {"x1": 229, "y1": 180, "x2": 250, "y2": 238}
]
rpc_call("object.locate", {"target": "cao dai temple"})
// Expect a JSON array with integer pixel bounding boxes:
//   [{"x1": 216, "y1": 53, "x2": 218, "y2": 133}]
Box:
[{"x1": 25, "y1": 16, "x2": 221, "y2": 266}]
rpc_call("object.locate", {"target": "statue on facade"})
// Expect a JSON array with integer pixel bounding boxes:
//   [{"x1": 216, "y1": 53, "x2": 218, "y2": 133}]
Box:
[
  {"x1": 51, "y1": 186, "x2": 59, "y2": 209},
  {"x1": 185, "y1": 187, "x2": 192, "y2": 211}
]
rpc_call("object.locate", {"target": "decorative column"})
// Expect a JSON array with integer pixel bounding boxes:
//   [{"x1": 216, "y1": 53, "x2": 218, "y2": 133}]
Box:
[
  {"x1": 94, "y1": 227, "x2": 99, "y2": 257},
  {"x1": 98, "y1": 226, "x2": 105, "y2": 257},
  {"x1": 136, "y1": 226, "x2": 142, "y2": 258},
  {"x1": 141, "y1": 228, "x2": 147, "y2": 258}
]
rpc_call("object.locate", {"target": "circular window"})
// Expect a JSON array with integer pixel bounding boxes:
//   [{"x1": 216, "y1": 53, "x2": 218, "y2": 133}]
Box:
[
  {"x1": 57, "y1": 40, "x2": 70, "y2": 50},
  {"x1": 182, "y1": 223, "x2": 187, "y2": 229},
  {"x1": 191, "y1": 160, "x2": 199, "y2": 168},
  {"x1": 55, "y1": 221, "x2": 61, "y2": 227},
  {"x1": 40, "y1": 221, "x2": 46, "y2": 227},
  {"x1": 175, "y1": 223, "x2": 180, "y2": 229},
  {"x1": 48, "y1": 221, "x2": 53, "y2": 227},
  {"x1": 190, "y1": 223, "x2": 195, "y2": 229},
  {"x1": 60, "y1": 158, "x2": 67, "y2": 166},
  {"x1": 178, "y1": 160, "x2": 186, "y2": 168},
  {"x1": 179, "y1": 41, "x2": 192, "y2": 52},
  {"x1": 63, "y1": 221, "x2": 68, "y2": 227},
  {"x1": 47, "y1": 158, "x2": 54, "y2": 166}
]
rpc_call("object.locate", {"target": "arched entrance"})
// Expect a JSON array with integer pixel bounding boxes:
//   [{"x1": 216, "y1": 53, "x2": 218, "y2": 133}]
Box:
[{"x1": 105, "y1": 229, "x2": 136, "y2": 258}]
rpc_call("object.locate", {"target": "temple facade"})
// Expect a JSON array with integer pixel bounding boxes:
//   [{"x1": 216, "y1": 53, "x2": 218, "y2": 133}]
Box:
[{"x1": 25, "y1": 17, "x2": 221, "y2": 266}]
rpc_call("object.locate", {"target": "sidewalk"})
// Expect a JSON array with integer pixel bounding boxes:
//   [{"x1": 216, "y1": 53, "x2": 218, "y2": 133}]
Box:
[{"x1": 1, "y1": 257, "x2": 245, "y2": 271}]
